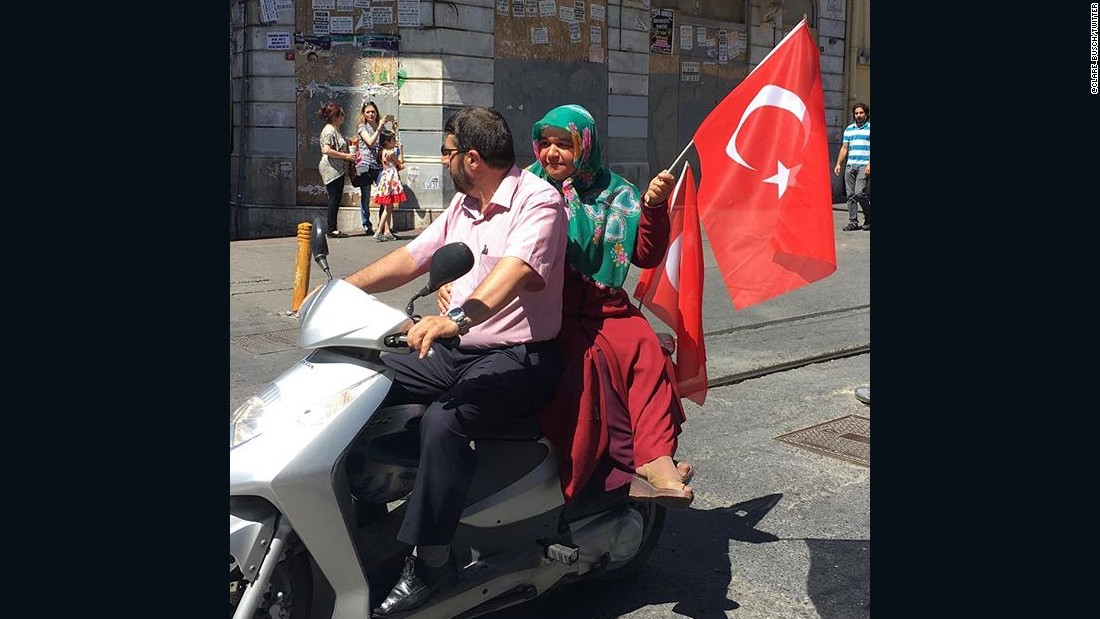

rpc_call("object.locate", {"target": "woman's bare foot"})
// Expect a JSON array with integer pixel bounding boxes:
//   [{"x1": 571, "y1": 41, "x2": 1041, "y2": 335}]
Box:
[{"x1": 676, "y1": 461, "x2": 695, "y2": 484}]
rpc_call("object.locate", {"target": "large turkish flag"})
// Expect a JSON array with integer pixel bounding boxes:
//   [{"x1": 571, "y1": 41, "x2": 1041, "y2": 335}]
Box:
[{"x1": 693, "y1": 19, "x2": 837, "y2": 310}]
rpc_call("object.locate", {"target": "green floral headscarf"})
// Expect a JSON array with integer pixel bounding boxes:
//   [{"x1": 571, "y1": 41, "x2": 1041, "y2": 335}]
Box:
[{"x1": 526, "y1": 104, "x2": 642, "y2": 289}]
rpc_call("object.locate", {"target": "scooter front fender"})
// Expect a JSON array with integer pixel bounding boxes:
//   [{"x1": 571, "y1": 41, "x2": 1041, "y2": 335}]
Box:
[{"x1": 230, "y1": 507, "x2": 275, "y2": 579}]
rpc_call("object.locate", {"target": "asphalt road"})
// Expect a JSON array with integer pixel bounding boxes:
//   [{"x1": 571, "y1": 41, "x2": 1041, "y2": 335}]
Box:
[
  {"x1": 229, "y1": 208, "x2": 871, "y2": 619},
  {"x1": 482, "y1": 354, "x2": 870, "y2": 619}
]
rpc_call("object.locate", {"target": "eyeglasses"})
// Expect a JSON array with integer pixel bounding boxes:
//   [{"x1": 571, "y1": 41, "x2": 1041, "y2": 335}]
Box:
[{"x1": 440, "y1": 146, "x2": 469, "y2": 156}]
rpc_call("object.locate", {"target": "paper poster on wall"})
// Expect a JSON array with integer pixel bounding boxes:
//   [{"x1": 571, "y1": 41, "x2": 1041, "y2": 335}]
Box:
[
  {"x1": 539, "y1": 0, "x2": 555, "y2": 17},
  {"x1": 276, "y1": 0, "x2": 293, "y2": 10},
  {"x1": 356, "y1": 9, "x2": 373, "y2": 30},
  {"x1": 267, "y1": 32, "x2": 292, "y2": 50},
  {"x1": 718, "y1": 30, "x2": 728, "y2": 63},
  {"x1": 590, "y1": 3, "x2": 605, "y2": 21},
  {"x1": 589, "y1": 45, "x2": 605, "y2": 63},
  {"x1": 559, "y1": 6, "x2": 573, "y2": 22},
  {"x1": 260, "y1": 0, "x2": 279, "y2": 23},
  {"x1": 697, "y1": 27, "x2": 707, "y2": 45},
  {"x1": 569, "y1": 21, "x2": 581, "y2": 44},
  {"x1": 372, "y1": 6, "x2": 394, "y2": 24},
  {"x1": 498, "y1": 1, "x2": 509, "y2": 17},
  {"x1": 573, "y1": 1, "x2": 584, "y2": 21},
  {"x1": 531, "y1": 26, "x2": 549, "y2": 45},
  {"x1": 679, "y1": 25, "x2": 692, "y2": 50},
  {"x1": 681, "y1": 61, "x2": 700, "y2": 82},
  {"x1": 336, "y1": 0, "x2": 353, "y2": 11},
  {"x1": 649, "y1": 9, "x2": 673, "y2": 54},
  {"x1": 590, "y1": 26, "x2": 601, "y2": 45},
  {"x1": 398, "y1": 0, "x2": 420, "y2": 27},
  {"x1": 314, "y1": 0, "x2": 336, "y2": 10},
  {"x1": 331, "y1": 16, "x2": 353, "y2": 34},
  {"x1": 513, "y1": 1, "x2": 524, "y2": 18},
  {"x1": 524, "y1": 0, "x2": 537, "y2": 17},
  {"x1": 359, "y1": 33, "x2": 400, "y2": 53},
  {"x1": 295, "y1": 34, "x2": 332, "y2": 50},
  {"x1": 354, "y1": 0, "x2": 371, "y2": 8},
  {"x1": 314, "y1": 11, "x2": 331, "y2": 35}
]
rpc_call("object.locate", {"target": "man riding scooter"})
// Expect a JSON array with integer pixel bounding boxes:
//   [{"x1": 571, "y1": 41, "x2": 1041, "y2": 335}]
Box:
[{"x1": 340, "y1": 105, "x2": 569, "y2": 617}]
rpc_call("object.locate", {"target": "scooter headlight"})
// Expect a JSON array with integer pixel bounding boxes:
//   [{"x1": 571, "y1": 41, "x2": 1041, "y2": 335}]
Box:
[
  {"x1": 230, "y1": 377, "x2": 375, "y2": 449},
  {"x1": 230, "y1": 383, "x2": 280, "y2": 448}
]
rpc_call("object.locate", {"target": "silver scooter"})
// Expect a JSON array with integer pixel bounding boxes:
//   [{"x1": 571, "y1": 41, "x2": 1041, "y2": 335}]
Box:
[{"x1": 230, "y1": 218, "x2": 666, "y2": 619}]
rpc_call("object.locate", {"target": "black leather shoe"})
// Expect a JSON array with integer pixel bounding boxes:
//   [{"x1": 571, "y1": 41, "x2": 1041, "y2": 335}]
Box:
[
  {"x1": 373, "y1": 555, "x2": 456, "y2": 617},
  {"x1": 843, "y1": 222, "x2": 861, "y2": 231}
]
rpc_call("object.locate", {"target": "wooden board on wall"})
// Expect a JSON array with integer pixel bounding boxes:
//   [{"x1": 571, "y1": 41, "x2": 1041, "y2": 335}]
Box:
[
  {"x1": 293, "y1": 1, "x2": 402, "y2": 204},
  {"x1": 495, "y1": 1, "x2": 608, "y2": 63}
]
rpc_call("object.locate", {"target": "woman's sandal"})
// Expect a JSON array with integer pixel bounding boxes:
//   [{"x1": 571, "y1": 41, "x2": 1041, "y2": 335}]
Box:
[
  {"x1": 630, "y1": 462, "x2": 694, "y2": 509},
  {"x1": 629, "y1": 474, "x2": 694, "y2": 509}
]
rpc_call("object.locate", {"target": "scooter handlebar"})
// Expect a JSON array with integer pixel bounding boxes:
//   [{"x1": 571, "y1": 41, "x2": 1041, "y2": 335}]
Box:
[{"x1": 383, "y1": 333, "x2": 461, "y2": 349}]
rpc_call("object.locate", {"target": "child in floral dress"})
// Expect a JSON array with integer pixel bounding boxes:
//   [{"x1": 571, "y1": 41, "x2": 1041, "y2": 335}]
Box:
[{"x1": 372, "y1": 129, "x2": 406, "y2": 241}]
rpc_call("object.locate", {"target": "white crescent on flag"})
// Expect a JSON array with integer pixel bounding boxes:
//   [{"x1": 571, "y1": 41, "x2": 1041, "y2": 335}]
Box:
[
  {"x1": 725, "y1": 84, "x2": 810, "y2": 170},
  {"x1": 724, "y1": 85, "x2": 810, "y2": 199},
  {"x1": 664, "y1": 234, "x2": 682, "y2": 291}
]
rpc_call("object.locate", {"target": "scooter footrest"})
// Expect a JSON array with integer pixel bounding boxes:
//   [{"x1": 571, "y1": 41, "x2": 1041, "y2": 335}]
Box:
[{"x1": 545, "y1": 543, "x2": 579, "y2": 565}]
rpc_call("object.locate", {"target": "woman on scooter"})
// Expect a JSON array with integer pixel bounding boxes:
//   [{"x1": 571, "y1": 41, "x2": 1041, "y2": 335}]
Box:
[{"x1": 440, "y1": 104, "x2": 694, "y2": 507}]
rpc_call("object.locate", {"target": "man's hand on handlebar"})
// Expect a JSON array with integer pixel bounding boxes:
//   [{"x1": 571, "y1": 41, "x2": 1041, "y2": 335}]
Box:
[{"x1": 406, "y1": 314, "x2": 460, "y2": 359}]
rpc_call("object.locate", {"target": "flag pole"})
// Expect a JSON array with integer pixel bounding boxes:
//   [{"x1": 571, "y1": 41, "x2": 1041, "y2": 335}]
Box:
[{"x1": 667, "y1": 140, "x2": 694, "y2": 175}]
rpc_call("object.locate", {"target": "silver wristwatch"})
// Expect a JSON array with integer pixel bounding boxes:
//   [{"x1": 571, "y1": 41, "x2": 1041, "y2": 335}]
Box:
[{"x1": 446, "y1": 307, "x2": 471, "y2": 335}]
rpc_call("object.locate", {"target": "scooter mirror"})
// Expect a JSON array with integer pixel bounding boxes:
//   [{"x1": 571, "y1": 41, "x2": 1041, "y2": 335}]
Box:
[
  {"x1": 405, "y1": 242, "x2": 474, "y2": 316},
  {"x1": 427, "y1": 242, "x2": 475, "y2": 292},
  {"x1": 311, "y1": 217, "x2": 329, "y2": 258},
  {"x1": 311, "y1": 217, "x2": 332, "y2": 279}
]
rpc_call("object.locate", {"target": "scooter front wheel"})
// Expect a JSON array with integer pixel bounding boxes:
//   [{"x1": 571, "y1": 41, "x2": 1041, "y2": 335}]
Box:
[{"x1": 229, "y1": 548, "x2": 313, "y2": 619}]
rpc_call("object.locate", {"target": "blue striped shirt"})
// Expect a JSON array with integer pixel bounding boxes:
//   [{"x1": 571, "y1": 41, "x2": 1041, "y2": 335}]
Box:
[{"x1": 842, "y1": 121, "x2": 870, "y2": 166}]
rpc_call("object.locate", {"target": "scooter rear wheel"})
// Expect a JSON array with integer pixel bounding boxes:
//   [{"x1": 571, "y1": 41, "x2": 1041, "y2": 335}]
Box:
[{"x1": 591, "y1": 501, "x2": 666, "y2": 582}]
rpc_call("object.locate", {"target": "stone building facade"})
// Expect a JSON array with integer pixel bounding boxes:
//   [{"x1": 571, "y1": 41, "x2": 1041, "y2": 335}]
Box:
[{"x1": 230, "y1": 0, "x2": 869, "y2": 240}]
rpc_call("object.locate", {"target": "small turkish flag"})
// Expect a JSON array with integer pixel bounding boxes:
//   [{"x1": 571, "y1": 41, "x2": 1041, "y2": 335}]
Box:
[
  {"x1": 693, "y1": 19, "x2": 836, "y2": 310},
  {"x1": 634, "y1": 163, "x2": 708, "y2": 405}
]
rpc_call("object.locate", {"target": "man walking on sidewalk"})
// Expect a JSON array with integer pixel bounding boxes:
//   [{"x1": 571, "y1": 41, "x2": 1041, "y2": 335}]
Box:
[{"x1": 834, "y1": 103, "x2": 870, "y2": 231}]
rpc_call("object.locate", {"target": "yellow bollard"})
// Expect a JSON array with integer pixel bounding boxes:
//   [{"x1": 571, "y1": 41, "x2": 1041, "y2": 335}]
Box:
[{"x1": 291, "y1": 222, "x2": 313, "y2": 313}]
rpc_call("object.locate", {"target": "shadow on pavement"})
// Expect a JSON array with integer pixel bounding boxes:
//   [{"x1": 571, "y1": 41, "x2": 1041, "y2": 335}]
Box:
[
  {"x1": 483, "y1": 494, "x2": 783, "y2": 619},
  {"x1": 806, "y1": 538, "x2": 870, "y2": 619}
]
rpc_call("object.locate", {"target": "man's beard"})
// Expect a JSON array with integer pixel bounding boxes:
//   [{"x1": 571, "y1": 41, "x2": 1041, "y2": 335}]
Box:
[{"x1": 450, "y1": 162, "x2": 474, "y2": 194}]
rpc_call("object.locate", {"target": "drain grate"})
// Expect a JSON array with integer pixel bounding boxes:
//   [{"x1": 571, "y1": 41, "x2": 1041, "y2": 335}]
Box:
[
  {"x1": 230, "y1": 329, "x2": 300, "y2": 355},
  {"x1": 776, "y1": 415, "x2": 870, "y2": 467}
]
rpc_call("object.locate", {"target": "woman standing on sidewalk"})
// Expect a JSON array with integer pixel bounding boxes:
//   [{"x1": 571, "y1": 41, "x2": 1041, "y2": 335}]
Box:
[
  {"x1": 352, "y1": 100, "x2": 384, "y2": 236},
  {"x1": 317, "y1": 101, "x2": 356, "y2": 238}
]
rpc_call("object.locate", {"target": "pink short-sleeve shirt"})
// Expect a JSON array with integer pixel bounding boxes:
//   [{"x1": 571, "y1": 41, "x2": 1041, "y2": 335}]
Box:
[{"x1": 405, "y1": 166, "x2": 567, "y2": 348}]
